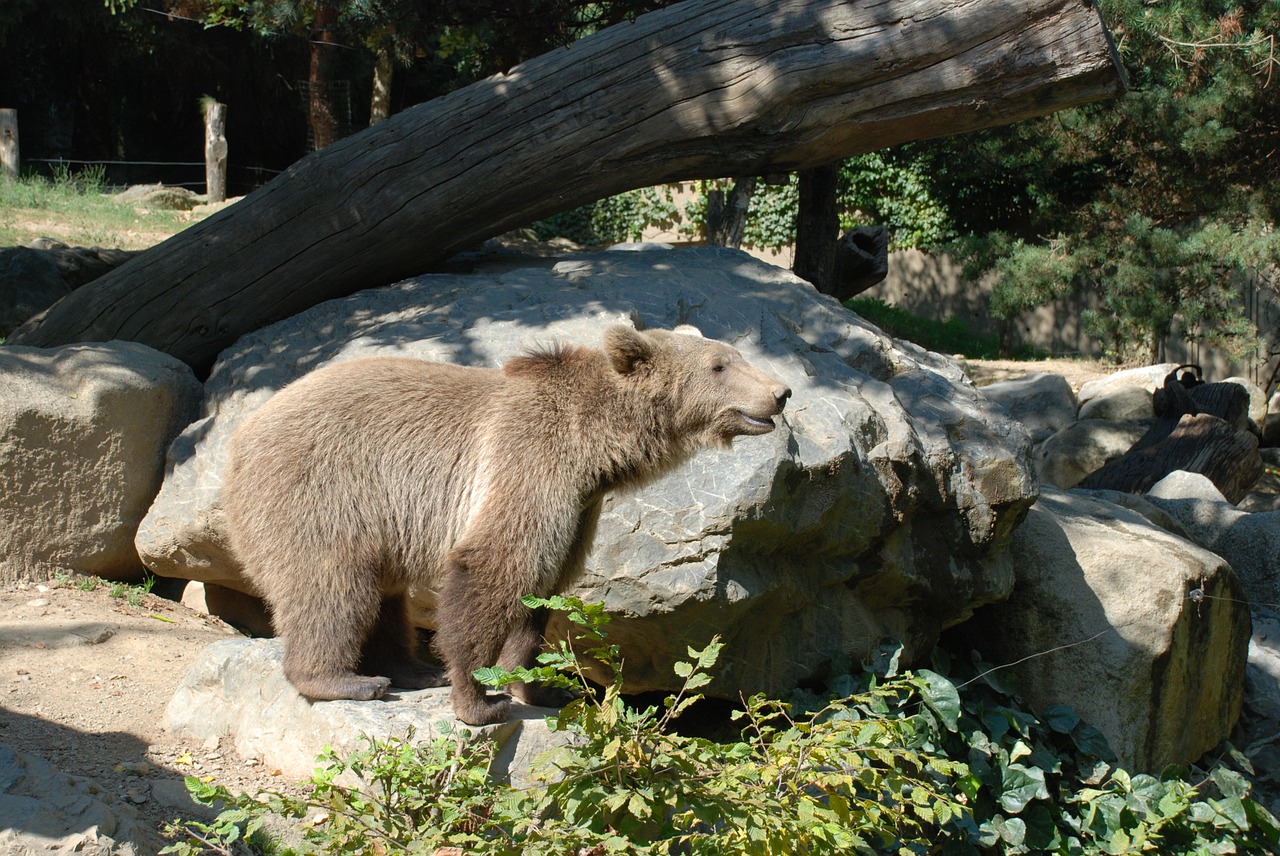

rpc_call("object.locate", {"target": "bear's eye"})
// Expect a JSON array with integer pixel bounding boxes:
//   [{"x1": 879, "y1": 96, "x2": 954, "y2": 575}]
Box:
[{"x1": 712, "y1": 364, "x2": 726, "y2": 373}]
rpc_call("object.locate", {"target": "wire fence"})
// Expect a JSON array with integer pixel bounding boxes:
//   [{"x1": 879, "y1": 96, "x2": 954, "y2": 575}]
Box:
[{"x1": 24, "y1": 156, "x2": 284, "y2": 194}]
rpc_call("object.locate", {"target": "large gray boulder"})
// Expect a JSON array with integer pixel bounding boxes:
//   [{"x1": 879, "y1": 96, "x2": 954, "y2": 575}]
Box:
[
  {"x1": 0, "y1": 241, "x2": 134, "y2": 338},
  {"x1": 1077, "y1": 363, "x2": 1181, "y2": 406},
  {"x1": 1034, "y1": 418, "x2": 1150, "y2": 490},
  {"x1": 1143, "y1": 471, "x2": 1280, "y2": 609},
  {"x1": 1076, "y1": 385, "x2": 1154, "y2": 421},
  {"x1": 966, "y1": 487, "x2": 1250, "y2": 772},
  {"x1": 1223, "y1": 375, "x2": 1268, "y2": 430},
  {"x1": 138, "y1": 246, "x2": 1037, "y2": 698},
  {"x1": 974, "y1": 371, "x2": 1077, "y2": 443},
  {"x1": 1, "y1": 341, "x2": 202, "y2": 583}
]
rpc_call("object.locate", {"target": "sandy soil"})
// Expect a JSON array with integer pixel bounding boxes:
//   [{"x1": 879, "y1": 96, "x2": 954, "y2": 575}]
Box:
[
  {"x1": 0, "y1": 579, "x2": 300, "y2": 847},
  {"x1": 957, "y1": 356, "x2": 1116, "y2": 391}
]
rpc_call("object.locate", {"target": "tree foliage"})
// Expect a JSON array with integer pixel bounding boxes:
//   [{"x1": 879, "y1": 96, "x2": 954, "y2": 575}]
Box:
[{"x1": 935, "y1": 0, "x2": 1280, "y2": 363}]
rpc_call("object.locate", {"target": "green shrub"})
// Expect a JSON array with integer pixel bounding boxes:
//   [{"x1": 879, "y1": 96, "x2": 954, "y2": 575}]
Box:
[{"x1": 163, "y1": 598, "x2": 1279, "y2": 855}]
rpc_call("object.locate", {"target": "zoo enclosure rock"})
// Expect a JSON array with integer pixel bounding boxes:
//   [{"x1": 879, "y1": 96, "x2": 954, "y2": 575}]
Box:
[
  {"x1": 1, "y1": 340, "x2": 202, "y2": 584},
  {"x1": 972, "y1": 371, "x2": 1077, "y2": 443},
  {"x1": 1141, "y1": 471, "x2": 1280, "y2": 611},
  {"x1": 137, "y1": 246, "x2": 1039, "y2": 698},
  {"x1": 0, "y1": 241, "x2": 134, "y2": 338},
  {"x1": 958, "y1": 486, "x2": 1250, "y2": 772},
  {"x1": 165, "y1": 638, "x2": 565, "y2": 788}
]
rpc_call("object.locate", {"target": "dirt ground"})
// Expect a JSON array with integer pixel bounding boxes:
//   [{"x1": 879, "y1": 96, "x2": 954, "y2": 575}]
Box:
[
  {"x1": 0, "y1": 578, "x2": 303, "y2": 847},
  {"x1": 0, "y1": 357, "x2": 1117, "y2": 848},
  {"x1": 957, "y1": 355, "x2": 1116, "y2": 391}
]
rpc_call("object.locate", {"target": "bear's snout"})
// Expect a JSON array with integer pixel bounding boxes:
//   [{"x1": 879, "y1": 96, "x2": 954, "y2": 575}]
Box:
[{"x1": 774, "y1": 384, "x2": 792, "y2": 409}]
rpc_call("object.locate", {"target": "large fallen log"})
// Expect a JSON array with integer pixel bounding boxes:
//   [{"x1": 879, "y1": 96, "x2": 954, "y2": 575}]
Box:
[
  {"x1": 10, "y1": 0, "x2": 1125, "y2": 373},
  {"x1": 1079, "y1": 371, "x2": 1262, "y2": 502}
]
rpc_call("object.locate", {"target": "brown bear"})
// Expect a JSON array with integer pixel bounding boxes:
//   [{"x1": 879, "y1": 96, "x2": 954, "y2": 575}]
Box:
[{"x1": 220, "y1": 324, "x2": 791, "y2": 726}]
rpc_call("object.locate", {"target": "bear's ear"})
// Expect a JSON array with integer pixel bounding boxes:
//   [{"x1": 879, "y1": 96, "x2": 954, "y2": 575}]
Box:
[
  {"x1": 672, "y1": 324, "x2": 704, "y2": 338},
  {"x1": 604, "y1": 325, "x2": 654, "y2": 375}
]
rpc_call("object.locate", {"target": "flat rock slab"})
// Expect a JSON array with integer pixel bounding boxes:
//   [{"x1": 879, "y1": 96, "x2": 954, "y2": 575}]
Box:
[
  {"x1": 0, "y1": 620, "x2": 117, "y2": 649},
  {"x1": 165, "y1": 638, "x2": 567, "y2": 788}
]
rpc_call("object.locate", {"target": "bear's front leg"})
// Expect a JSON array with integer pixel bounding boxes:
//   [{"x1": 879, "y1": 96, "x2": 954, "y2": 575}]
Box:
[{"x1": 497, "y1": 607, "x2": 573, "y2": 709}]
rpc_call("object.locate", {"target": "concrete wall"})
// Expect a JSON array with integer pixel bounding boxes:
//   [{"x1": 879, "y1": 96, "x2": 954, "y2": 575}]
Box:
[
  {"x1": 638, "y1": 200, "x2": 1276, "y2": 389},
  {"x1": 861, "y1": 250, "x2": 1278, "y2": 389}
]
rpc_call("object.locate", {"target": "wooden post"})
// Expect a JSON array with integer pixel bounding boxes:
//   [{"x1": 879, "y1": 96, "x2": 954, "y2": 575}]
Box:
[
  {"x1": 203, "y1": 100, "x2": 227, "y2": 203},
  {"x1": 0, "y1": 109, "x2": 18, "y2": 180}
]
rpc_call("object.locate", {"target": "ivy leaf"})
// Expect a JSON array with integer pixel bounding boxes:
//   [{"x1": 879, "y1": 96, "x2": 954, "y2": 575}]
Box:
[
  {"x1": 992, "y1": 815, "x2": 1027, "y2": 846},
  {"x1": 915, "y1": 669, "x2": 961, "y2": 731},
  {"x1": 998, "y1": 764, "x2": 1049, "y2": 814},
  {"x1": 1044, "y1": 705, "x2": 1079, "y2": 733},
  {"x1": 1211, "y1": 766, "x2": 1249, "y2": 800}
]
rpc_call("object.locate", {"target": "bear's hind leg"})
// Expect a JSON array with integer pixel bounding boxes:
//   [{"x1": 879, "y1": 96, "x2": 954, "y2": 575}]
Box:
[
  {"x1": 360, "y1": 594, "x2": 447, "y2": 690},
  {"x1": 275, "y1": 567, "x2": 392, "y2": 701}
]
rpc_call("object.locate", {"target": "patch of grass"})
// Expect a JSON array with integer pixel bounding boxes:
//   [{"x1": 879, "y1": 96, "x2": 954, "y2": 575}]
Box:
[
  {"x1": 72, "y1": 574, "x2": 103, "y2": 592},
  {"x1": 109, "y1": 573, "x2": 158, "y2": 606},
  {"x1": 0, "y1": 168, "x2": 198, "y2": 249},
  {"x1": 847, "y1": 296, "x2": 1043, "y2": 360}
]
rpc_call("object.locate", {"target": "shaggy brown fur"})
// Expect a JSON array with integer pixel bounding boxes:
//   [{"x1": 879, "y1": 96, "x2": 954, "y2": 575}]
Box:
[{"x1": 220, "y1": 325, "x2": 790, "y2": 725}]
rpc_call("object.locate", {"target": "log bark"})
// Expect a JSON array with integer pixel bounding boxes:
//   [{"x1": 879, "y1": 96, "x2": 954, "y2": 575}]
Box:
[
  {"x1": 369, "y1": 46, "x2": 394, "y2": 126},
  {"x1": 1077, "y1": 413, "x2": 1261, "y2": 504},
  {"x1": 9, "y1": 0, "x2": 1126, "y2": 374},
  {"x1": 307, "y1": 5, "x2": 342, "y2": 150},
  {"x1": 705, "y1": 177, "x2": 758, "y2": 249},
  {"x1": 793, "y1": 163, "x2": 840, "y2": 294}
]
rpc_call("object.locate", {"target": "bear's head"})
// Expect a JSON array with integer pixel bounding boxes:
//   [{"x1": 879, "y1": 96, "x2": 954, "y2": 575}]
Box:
[{"x1": 604, "y1": 324, "x2": 791, "y2": 448}]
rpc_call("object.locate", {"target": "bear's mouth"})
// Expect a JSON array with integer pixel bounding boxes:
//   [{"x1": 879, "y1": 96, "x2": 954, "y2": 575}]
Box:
[{"x1": 733, "y1": 410, "x2": 777, "y2": 434}]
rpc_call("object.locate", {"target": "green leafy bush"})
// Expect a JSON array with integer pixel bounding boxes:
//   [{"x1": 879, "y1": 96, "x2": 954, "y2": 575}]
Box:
[
  {"x1": 163, "y1": 598, "x2": 1279, "y2": 855},
  {"x1": 530, "y1": 187, "x2": 683, "y2": 246}
]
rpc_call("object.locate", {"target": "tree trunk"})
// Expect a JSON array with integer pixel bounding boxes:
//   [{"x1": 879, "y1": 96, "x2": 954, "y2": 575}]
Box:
[
  {"x1": 370, "y1": 46, "x2": 395, "y2": 126},
  {"x1": 793, "y1": 163, "x2": 840, "y2": 294},
  {"x1": 203, "y1": 101, "x2": 228, "y2": 203},
  {"x1": 9, "y1": 0, "x2": 1126, "y2": 375},
  {"x1": 1077, "y1": 413, "x2": 1261, "y2": 503},
  {"x1": 1078, "y1": 370, "x2": 1262, "y2": 502},
  {"x1": 705, "y1": 177, "x2": 757, "y2": 248},
  {"x1": 308, "y1": 5, "x2": 341, "y2": 149}
]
